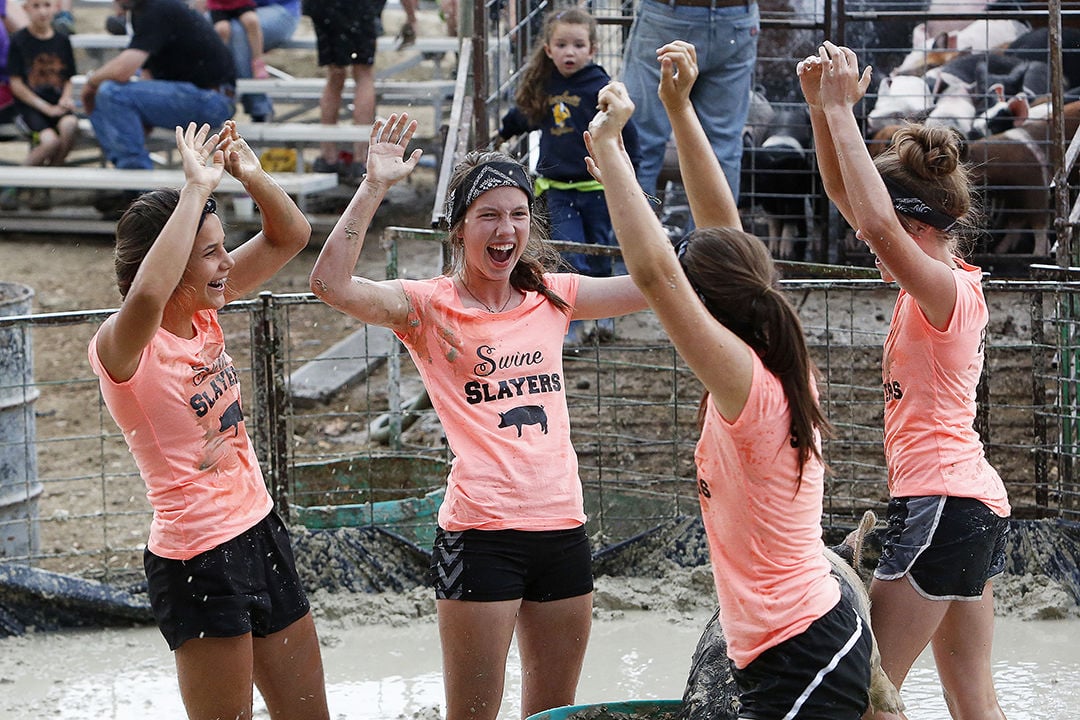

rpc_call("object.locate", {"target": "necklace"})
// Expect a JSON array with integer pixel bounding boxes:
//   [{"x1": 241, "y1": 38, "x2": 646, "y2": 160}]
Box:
[{"x1": 458, "y1": 277, "x2": 513, "y2": 314}]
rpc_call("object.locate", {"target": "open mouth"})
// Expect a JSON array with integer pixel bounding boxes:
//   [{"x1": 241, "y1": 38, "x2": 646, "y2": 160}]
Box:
[
  {"x1": 208, "y1": 278, "x2": 227, "y2": 291},
  {"x1": 488, "y1": 243, "x2": 514, "y2": 264}
]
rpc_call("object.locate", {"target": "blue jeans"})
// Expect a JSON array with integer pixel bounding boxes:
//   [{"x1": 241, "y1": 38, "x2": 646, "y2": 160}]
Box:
[
  {"x1": 621, "y1": 0, "x2": 759, "y2": 200},
  {"x1": 545, "y1": 187, "x2": 615, "y2": 277},
  {"x1": 228, "y1": 1, "x2": 300, "y2": 119},
  {"x1": 90, "y1": 80, "x2": 235, "y2": 169}
]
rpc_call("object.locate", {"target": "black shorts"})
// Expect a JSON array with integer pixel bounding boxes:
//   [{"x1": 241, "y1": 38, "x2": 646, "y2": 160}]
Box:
[
  {"x1": 429, "y1": 526, "x2": 594, "y2": 602},
  {"x1": 210, "y1": 5, "x2": 256, "y2": 24},
  {"x1": 15, "y1": 106, "x2": 73, "y2": 134},
  {"x1": 309, "y1": 0, "x2": 380, "y2": 67},
  {"x1": 143, "y1": 510, "x2": 310, "y2": 651},
  {"x1": 731, "y1": 598, "x2": 872, "y2": 720},
  {"x1": 874, "y1": 495, "x2": 1010, "y2": 600}
]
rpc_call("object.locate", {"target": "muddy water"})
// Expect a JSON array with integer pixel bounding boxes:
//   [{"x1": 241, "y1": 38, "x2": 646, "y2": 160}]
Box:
[{"x1": 1, "y1": 611, "x2": 1078, "y2": 719}]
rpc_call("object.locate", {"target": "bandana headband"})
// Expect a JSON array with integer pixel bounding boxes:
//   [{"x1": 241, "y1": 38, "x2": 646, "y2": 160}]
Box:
[
  {"x1": 882, "y1": 177, "x2": 958, "y2": 232},
  {"x1": 446, "y1": 161, "x2": 534, "y2": 229}
]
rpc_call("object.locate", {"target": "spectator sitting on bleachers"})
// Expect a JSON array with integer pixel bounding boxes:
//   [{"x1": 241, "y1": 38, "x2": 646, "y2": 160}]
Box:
[
  {"x1": 2, "y1": 0, "x2": 77, "y2": 211},
  {"x1": 80, "y1": 0, "x2": 235, "y2": 215},
  {"x1": 208, "y1": 0, "x2": 270, "y2": 80},
  {"x1": 216, "y1": 0, "x2": 300, "y2": 123}
]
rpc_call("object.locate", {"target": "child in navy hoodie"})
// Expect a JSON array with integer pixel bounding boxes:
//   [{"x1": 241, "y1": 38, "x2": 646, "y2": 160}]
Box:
[{"x1": 499, "y1": 6, "x2": 640, "y2": 345}]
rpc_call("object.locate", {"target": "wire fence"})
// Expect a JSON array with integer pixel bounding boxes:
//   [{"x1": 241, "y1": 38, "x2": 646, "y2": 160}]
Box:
[{"x1": 2, "y1": 239, "x2": 1079, "y2": 589}]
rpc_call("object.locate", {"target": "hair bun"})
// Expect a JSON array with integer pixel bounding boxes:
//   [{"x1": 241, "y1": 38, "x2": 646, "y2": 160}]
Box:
[{"x1": 893, "y1": 124, "x2": 962, "y2": 179}]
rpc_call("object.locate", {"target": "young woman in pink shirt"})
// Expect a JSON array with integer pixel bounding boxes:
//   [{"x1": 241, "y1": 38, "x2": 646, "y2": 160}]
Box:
[
  {"x1": 309, "y1": 113, "x2": 647, "y2": 720},
  {"x1": 88, "y1": 121, "x2": 329, "y2": 720},
  {"x1": 800, "y1": 42, "x2": 1011, "y2": 720},
  {"x1": 585, "y1": 43, "x2": 873, "y2": 719}
]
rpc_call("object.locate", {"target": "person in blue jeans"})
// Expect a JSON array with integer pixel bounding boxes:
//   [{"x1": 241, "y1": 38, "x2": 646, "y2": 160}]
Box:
[
  {"x1": 498, "y1": 7, "x2": 640, "y2": 345},
  {"x1": 81, "y1": 0, "x2": 235, "y2": 216},
  {"x1": 621, "y1": 0, "x2": 758, "y2": 204},
  {"x1": 222, "y1": 0, "x2": 300, "y2": 122}
]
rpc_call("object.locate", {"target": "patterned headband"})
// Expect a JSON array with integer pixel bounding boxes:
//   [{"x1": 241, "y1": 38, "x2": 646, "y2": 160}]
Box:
[
  {"x1": 446, "y1": 161, "x2": 534, "y2": 228},
  {"x1": 882, "y1": 177, "x2": 958, "y2": 232}
]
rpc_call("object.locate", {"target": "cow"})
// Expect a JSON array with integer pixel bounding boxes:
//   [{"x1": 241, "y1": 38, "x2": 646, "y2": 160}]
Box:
[
  {"x1": 739, "y1": 106, "x2": 817, "y2": 260},
  {"x1": 966, "y1": 99, "x2": 1080, "y2": 255},
  {"x1": 891, "y1": 19, "x2": 1029, "y2": 77}
]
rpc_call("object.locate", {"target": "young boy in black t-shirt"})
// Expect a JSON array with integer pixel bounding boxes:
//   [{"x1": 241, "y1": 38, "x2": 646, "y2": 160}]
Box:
[{"x1": 3, "y1": 0, "x2": 78, "y2": 210}]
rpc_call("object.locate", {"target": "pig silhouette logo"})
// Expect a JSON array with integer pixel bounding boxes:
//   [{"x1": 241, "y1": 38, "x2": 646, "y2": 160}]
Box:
[
  {"x1": 219, "y1": 400, "x2": 244, "y2": 437},
  {"x1": 497, "y1": 405, "x2": 548, "y2": 437}
]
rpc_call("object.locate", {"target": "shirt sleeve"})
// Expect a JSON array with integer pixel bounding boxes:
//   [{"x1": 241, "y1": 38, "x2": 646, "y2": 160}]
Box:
[{"x1": 499, "y1": 106, "x2": 533, "y2": 140}]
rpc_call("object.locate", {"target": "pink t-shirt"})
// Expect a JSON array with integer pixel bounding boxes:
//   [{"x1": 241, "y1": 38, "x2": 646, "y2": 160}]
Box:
[
  {"x1": 88, "y1": 309, "x2": 272, "y2": 560},
  {"x1": 694, "y1": 354, "x2": 840, "y2": 669},
  {"x1": 882, "y1": 259, "x2": 1010, "y2": 516},
  {"x1": 394, "y1": 273, "x2": 586, "y2": 532}
]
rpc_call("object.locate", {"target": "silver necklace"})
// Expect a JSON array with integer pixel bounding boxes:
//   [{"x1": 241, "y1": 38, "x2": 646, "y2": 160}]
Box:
[{"x1": 458, "y1": 278, "x2": 513, "y2": 314}]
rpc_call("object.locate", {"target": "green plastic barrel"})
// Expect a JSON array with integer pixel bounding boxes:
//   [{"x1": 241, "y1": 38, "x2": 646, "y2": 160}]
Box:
[{"x1": 525, "y1": 699, "x2": 683, "y2": 720}]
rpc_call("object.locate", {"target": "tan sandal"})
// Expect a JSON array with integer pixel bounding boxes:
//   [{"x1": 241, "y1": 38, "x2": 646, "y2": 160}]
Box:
[{"x1": 395, "y1": 23, "x2": 416, "y2": 50}]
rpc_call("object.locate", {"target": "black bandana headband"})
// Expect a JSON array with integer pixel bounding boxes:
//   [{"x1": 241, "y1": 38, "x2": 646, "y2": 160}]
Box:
[
  {"x1": 446, "y1": 161, "x2": 534, "y2": 228},
  {"x1": 882, "y1": 177, "x2": 958, "y2": 232}
]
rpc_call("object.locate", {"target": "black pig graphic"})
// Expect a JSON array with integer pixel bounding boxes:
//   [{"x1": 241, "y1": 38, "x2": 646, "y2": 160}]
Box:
[
  {"x1": 497, "y1": 405, "x2": 548, "y2": 437},
  {"x1": 219, "y1": 400, "x2": 244, "y2": 437}
]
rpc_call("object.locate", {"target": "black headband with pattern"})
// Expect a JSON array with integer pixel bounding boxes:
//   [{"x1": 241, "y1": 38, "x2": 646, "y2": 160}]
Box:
[
  {"x1": 446, "y1": 161, "x2": 534, "y2": 228},
  {"x1": 882, "y1": 177, "x2": 958, "y2": 232}
]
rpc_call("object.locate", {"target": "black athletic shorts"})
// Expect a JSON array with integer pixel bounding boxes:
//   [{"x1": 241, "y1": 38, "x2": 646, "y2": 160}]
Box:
[
  {"x1": 210, "y1": 5, "x2": 256, "y2": 24},
  {"x1": 143, "y1": 510, "x2": 310, "y2": 650},
  {"x1": 308, "y1": 0, "x2": 380, "y2": 67},
  {"x1": 732, "y1": 597, "x2": 872, "y2": 720},
  {"x1": 874, "y1": 495, "x2": 1010, "y2": 600},
  {"x1": 429, "y1": 526, "x2": 594, "y2": 602}
]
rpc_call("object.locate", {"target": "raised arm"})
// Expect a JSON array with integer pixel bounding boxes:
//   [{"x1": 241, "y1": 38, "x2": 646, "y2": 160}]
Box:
[
  {"x1": 94, "y1": 123, "x2": 224, "y2": 382},
  {"x1": 657, "y1": 41, "x2": 740, "y2": 229},
  {"x1": 817, "y1": 42, "x2": 957, "y2": 325},
  {"x1": 309, "y1": 114, "x2": 424, "y2": 332},
  {"x1": 585, "y1": 83, "x2": 753, "y2": 420},
  {"x1": 218, "y1": 120, "x2": 311, "y2": 300},
  {"x1": 798, "y1": 51, "x2": 857, "y2": 228}
]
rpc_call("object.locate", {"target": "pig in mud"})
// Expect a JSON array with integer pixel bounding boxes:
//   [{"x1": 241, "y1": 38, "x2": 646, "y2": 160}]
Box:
[
  {"x1": 497, "y1": 405, "x2": 548, "y2": 437},
  {"x1": 677, "y1": 511, "x2": 903, "y2": 720}
]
